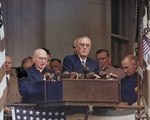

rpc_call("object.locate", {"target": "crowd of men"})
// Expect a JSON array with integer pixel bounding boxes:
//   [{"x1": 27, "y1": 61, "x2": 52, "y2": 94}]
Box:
[{"x1": 4, "y1": 36, "x2": 138, "y2": 120}]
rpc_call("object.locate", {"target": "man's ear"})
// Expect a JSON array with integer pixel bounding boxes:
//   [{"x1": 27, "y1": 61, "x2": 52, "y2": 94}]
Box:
[
  {"x1": 76, "y1": 46, "x2": 78, "y2": 50},
  {"x1": 135, "y1": 62, "x2": 138, "y2": 68},
  {"x1": 32, "y1": 56, "x2": 35, "y2": 62}
]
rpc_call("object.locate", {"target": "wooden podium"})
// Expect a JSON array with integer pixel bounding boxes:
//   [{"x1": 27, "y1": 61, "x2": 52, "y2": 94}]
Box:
[
  {"x1": 62, "y1": 79, "x2": 120, "y2": 103},
  {"x1": 35, "y1": 78, "x2": 121, "y2": 108},
  {"x1": 24, "y1": 78, "x2": 120, "y2": 105}
]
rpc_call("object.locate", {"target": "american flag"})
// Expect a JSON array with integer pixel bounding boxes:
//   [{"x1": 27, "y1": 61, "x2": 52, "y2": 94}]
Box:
[
  {"x1": 11, "y1": 107, "x2": 66, "y2": 120},
  {"x1": 0, "y1": 2, "x2": 6, "y2": 120},
  {"x1": 143, "y1": 37, "x2": 150, "y2": 55},
  {"x1": 138, "y1": 0, "x2": 150, "y2": 117},
  {"x1": 142, "y1": 6, "x2": 150, "y2": 69}
]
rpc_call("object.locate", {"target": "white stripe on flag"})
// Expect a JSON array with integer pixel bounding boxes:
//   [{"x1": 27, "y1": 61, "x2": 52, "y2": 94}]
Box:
[
  {"x1": 0, "y1": 2, "x2": 5, "y2": 120},
  {"x1": 0, "y1": 25, "x2": 4, "y2": 40},
  {"x1": 0, "y1": 49, "x2": 5, "y2": 68},
  {"x1": 0, "y1": 2, "x2": 4, "y2": 41},
  {"x1": 0, "y1": 109, "x2": 4, "y2": 120},
  {"x1": 0, "y1": 74, "x2": 7, "y2": 98}
]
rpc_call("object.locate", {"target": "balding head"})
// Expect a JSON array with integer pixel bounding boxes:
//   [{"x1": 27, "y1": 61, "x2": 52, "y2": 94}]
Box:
[
  {"x1": 33, "y1": 49, "x2": 46, "y2": 57},
  {"x1": 121, "y1": 55, "x2": 138, "y2": 76},
  {"x1": 33, "y1": 49, "x2": 48, "y2": 72}
]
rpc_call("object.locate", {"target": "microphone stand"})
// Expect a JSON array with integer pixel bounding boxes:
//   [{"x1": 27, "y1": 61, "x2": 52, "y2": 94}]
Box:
[
  {"x1": 43, "y1": 75, "x2": 47, "y2": 102},
  {"x1": 83, "y1": 67, "x2": 89, "y2": 79}
]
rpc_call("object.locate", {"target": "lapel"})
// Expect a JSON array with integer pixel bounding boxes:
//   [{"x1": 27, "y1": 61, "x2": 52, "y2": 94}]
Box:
[
  {"x1": 86, "y1": 57, "x2": 92, "y2": 69},
  {"x1": 86, "y1": 57, "x2": 96, "y2": 73},
  {"x1": 7, "y1": 74, "x2": 17, "y2": 100},
  {"x1": 29, "y1": 65, "x2": 43, "y2": 81},
  {"x1": 74, "y1": 54, "x2": 84, "y2": 73}
]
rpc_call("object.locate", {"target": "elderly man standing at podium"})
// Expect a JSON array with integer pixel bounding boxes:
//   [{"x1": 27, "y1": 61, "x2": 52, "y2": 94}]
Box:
[
  {"x1": 63, "y1": 36, "x2": 101, "y2": 75},
  {"x1": 63, "y1": 36, "x2": 101, "y2": 120},
  {"x1": 18, "y1": 48, "x2": 55, "y2": 102}
]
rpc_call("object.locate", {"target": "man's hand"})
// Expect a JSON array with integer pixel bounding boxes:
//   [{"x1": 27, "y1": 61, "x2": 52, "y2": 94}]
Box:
[
  {"x1": 4, "y1": 107, "x2": 11, "y2": 115},
  {"x1": 110, "y1": 73, "x2": 118, "y2": 79},
  {"x1": 134, "y1": 87, "x2": 138, "y2": 93}
]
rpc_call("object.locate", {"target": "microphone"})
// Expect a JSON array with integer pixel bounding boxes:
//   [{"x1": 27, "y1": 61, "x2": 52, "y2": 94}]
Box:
[
  {"x1": 70, "y1": 72, "x2": 78, "y2": 79},
  {"x1": 55, "y1": 71, "x2": 61, "y2": 81},
  {"x1": 85, "y1": 73, "x2": 90, "y2": 79},
  {"x1": 79, "y1": 74, "x2": 84, "y2": 79},
  {"x1": 42, "y1": 73, "x2": 55, "y2": 82},
  {"x1": 49, "y1": 73, "x2": 54, "y2": 81},
  {"x1": 83, "y1": 67, "x2": 89, "y2": 79},
  {"x1": 17, "y1": 67, "x2": 28, "y2": 78},
  {"x1": 42, "y1": 72, "x2": 50, "y2": 81},
  {"x1": 99, "y1": 71, "x2": 107, "y2": 78},
  {"x1": 90, "y1": 72, "x2": 101, "y2": 79},
  {"x1": 89, "y1": 72, "x2": 95, "y2": 79},
  {"x1": 99, "y1": 71, "x2": 111, "y2": 79},
  {"x1": 62, "y1": 71, "x2": 70, "y2": 78}
]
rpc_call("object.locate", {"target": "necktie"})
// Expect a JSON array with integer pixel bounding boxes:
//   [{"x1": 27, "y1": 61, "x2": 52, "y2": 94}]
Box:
[
  {"x1": 82, "y1": 61, "x2": 85, "y2": 67},
  {"x1": 6, "y1": 76, "x2": 10, "y2": 86}
]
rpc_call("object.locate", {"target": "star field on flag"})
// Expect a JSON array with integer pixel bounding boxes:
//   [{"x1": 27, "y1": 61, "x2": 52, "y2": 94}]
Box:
[{"x1": 12, "y1": 107, "x2": 66, "y2": 120}]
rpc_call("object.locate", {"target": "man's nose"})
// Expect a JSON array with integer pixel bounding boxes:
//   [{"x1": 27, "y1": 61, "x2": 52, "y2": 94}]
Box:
[
  {"x1": 124, "y1": 69, "x2": 127, "y2": 73},
  {"x1": 99, "y1": 59, "x2": 103, "y2": 64},
  {"x1": 83, "y1": 45, "x2": 87, "y2": 48}
]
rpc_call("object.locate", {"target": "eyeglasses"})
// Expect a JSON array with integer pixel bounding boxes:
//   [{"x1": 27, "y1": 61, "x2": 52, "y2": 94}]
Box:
[
  {"x1": 80, "y1": 43, "x2": 90, "y2": 48},
  {"x1": 37, "y1": 57, "x2": 47, "y2": 61}
]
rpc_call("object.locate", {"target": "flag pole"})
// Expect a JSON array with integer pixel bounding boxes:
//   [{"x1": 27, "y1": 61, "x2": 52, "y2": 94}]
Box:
[
  {"x1": 138, "y1": 33, "x2": 143, "y2": 106},
  {"x1": 137, "y1": 0, "x2": 142, "y2": 106}
]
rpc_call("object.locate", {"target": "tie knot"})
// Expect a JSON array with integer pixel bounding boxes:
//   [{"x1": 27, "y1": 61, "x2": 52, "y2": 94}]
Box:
[{"x1": 82, "y1": 61, "x2": 85, "y2": 67}]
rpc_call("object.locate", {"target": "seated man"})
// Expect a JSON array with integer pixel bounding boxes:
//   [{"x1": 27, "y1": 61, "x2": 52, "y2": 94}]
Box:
[
  {"x1": 95, "y1": 49, "x2": 126, "y2": 80},
  {"x1": 121, "y1": 55, "x2": 138, "y2": 105},
  {"x1": 63, "y1": 36, "x2": 100, "y2": 75},
  {"x1": 18, "y1": 49, "x2": 55, "y2": 102},
  {"x1": 50, "y1": 58, "x2": 62, "y2": 72}
]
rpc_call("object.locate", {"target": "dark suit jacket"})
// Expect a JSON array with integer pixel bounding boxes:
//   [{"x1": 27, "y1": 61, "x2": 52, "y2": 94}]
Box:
[
  {"x1": 121, "y1": 72, "x2": 137, "y2": 105},
  {"x1": 62, "y1": 54, "x2": 101, "y2": 74},
  {"x1": 18, "y1": 64, "x2": 54, "y2": 97},
  {"x1": 5, "y1": 73, "x2": 22, "y2": 105}
]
